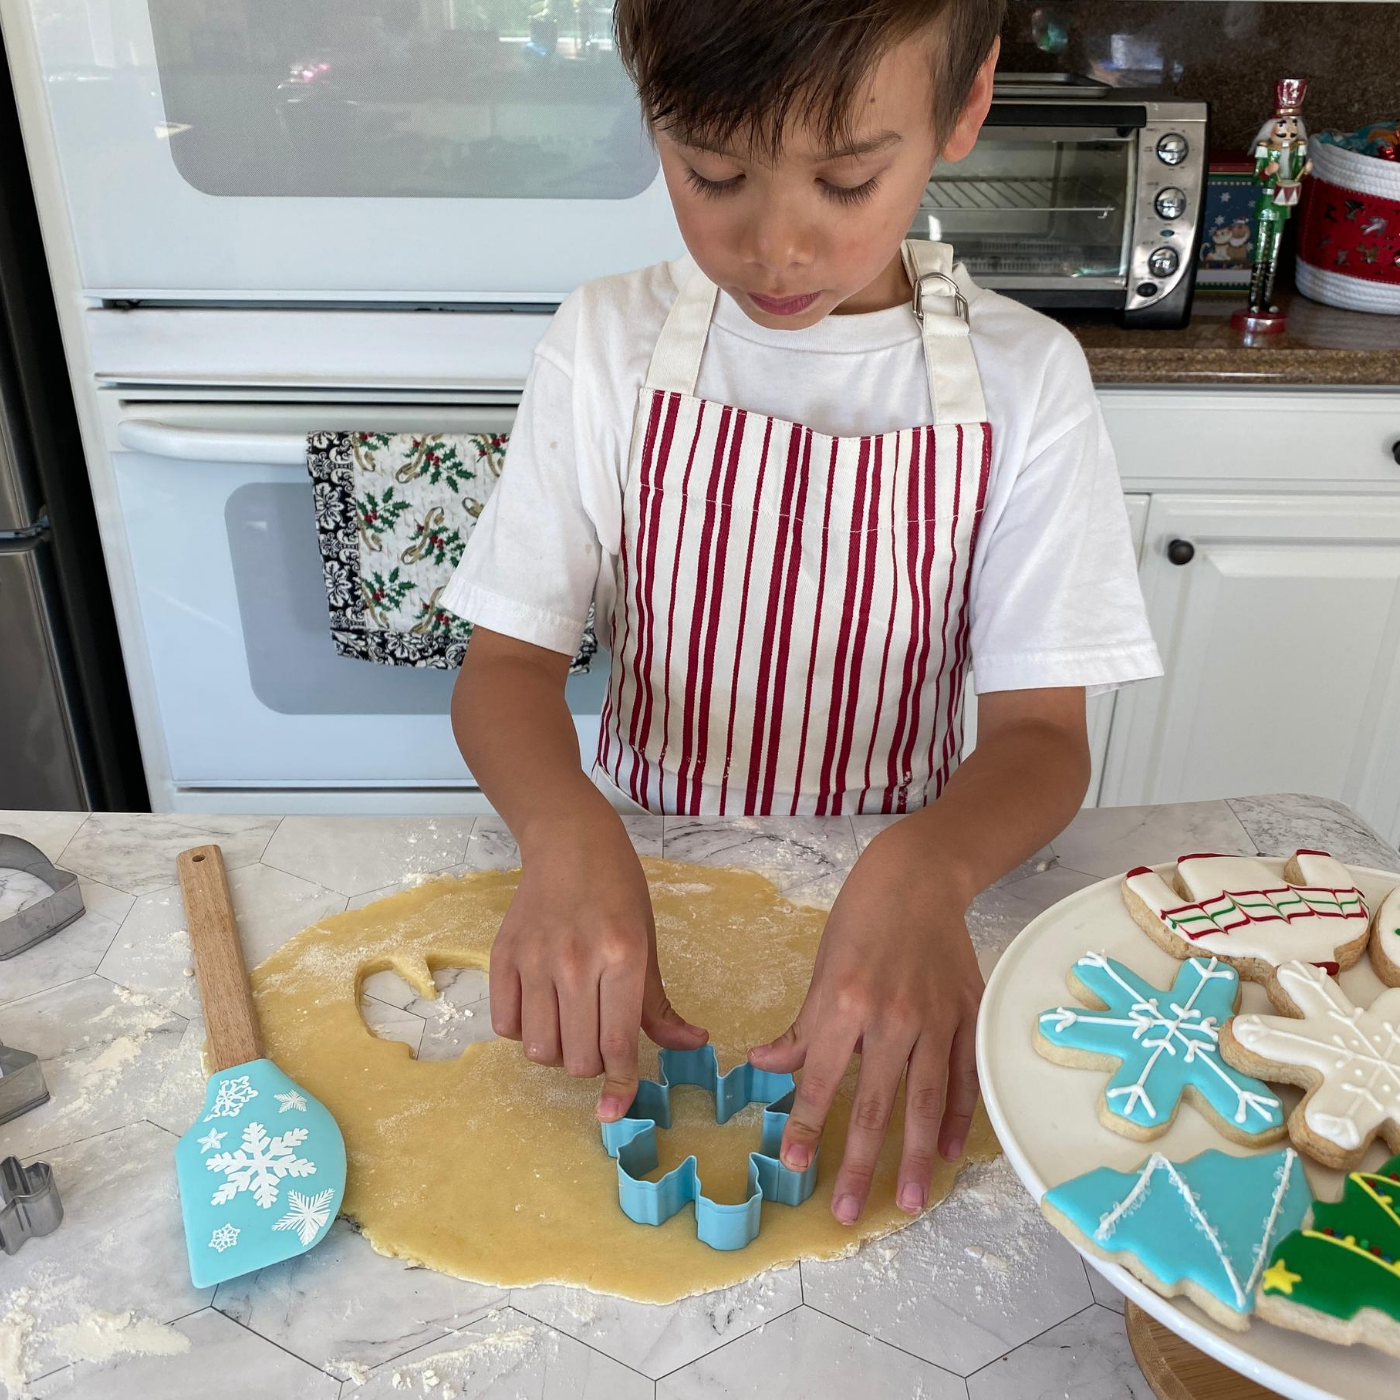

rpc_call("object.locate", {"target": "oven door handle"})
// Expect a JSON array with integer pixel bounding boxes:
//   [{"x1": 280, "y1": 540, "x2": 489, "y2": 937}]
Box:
[{"x1": 117, "y1": 419, "x2": 311, "y2": 464}]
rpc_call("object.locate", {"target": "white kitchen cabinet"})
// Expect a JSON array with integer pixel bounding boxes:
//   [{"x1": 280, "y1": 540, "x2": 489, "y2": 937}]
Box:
[
  {"x1": 962, "y1": 493, "x2": 1150, "y2": 806},
  {"x1": 1101, "y1": 492, "x2": 1400, "y2": 844}
]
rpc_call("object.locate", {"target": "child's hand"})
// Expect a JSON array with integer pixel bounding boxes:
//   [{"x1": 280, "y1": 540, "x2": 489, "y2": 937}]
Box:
[
  {"x1": 489, "y1": 816, "x2": 708, "y2": 1122},
  {"x1": 747, "y1": 822, "x2": 982, "y2": 1225}
]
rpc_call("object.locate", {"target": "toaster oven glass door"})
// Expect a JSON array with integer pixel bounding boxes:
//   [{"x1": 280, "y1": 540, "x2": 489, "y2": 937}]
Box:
[{"x1": 920, "y1": 126, "x2": 1136, "y2": 291}]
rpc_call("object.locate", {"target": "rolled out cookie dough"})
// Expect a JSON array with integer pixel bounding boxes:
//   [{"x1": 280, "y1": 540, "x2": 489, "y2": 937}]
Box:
[{"x1": 250, "y1": 858, "x2": 998, "y2": 1304}]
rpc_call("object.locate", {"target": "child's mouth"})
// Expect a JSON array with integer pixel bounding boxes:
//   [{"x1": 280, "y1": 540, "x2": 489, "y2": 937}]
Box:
[{"x1": 748, "y1": 290, "x2": 821, "y2": 316}]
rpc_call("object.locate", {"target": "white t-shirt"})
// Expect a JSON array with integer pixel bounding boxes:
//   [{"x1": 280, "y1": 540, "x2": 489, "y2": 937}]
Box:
[{"x1": 443, "y1": 254, "x2": 1162, "y2": 703}]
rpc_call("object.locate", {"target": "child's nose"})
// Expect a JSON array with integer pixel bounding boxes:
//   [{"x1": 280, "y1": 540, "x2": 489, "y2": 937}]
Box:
[{"x1": 742, "y1": 203, "x2": 816, "y2": 278}]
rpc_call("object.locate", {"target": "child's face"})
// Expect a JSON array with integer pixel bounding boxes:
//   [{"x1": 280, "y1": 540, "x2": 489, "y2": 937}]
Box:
[{"x1": 655, "y1": 34, "x2": 998, "y2": 328}]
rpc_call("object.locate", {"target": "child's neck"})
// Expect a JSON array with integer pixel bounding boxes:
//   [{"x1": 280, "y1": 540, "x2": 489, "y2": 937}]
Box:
[{"x1": 832, "y1": 250, "x2": 912, "y2": 316}]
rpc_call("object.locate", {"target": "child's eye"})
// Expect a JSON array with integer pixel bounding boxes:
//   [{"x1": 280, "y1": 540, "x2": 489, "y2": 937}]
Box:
[
  {"x1": 684, "y1": 167, "x2": 744, "y2": 199},
  {"x1": 821, "y1": 177, "x2": 880, "y2": 207}
]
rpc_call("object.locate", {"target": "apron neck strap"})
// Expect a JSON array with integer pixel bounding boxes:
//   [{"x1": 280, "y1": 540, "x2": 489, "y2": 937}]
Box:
[
  {"x1": 901, "y1": 239, "x2": 987, "y2": 425},
  {"x1": 644, "y1": 240, "x2": 986, "y2": 426}
]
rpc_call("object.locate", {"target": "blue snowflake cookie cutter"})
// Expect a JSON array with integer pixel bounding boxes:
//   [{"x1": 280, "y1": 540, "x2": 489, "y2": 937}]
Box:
[{"x1": 600, "y1": 1045, "x2": 819, "y2": 1250}]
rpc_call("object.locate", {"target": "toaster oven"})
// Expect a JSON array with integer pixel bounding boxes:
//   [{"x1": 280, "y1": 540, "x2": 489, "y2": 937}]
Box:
[{"x1": 916, "y1": 74, "x2": 1209, "y2": 328}]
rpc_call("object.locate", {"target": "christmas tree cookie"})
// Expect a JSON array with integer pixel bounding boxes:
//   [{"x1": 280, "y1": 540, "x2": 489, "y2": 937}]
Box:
[
  {"x1": 1041, "y1": 1146, "x2": 1310, "y2": 1330},
  {"x1": 1222, "y1": 961, "x2": 1400, "y2": 1172},
  {"x1": 1371, "y1": 881, "x2": 1400, "y2": 987},
  {"x1": 1035, "y1": 952, "x2": 1285, "y2": 1143},
  {"x1": 1122, "y1": 851, "x2": 1370, "y2": 1002},
  {"x1": 1257, "y1": 1152, "x2": 1400, "y2": 1359}
]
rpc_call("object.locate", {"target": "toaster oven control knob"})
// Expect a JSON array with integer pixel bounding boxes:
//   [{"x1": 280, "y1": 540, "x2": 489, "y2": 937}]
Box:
[
  {"x1": 1147, "y1": 246, "x2": 1180, "y2": 278},
  {"x1": 1155, "y1": 186, "x2": 1188, "y2": 220},
  {"x1": 1156, "y1": 132, "x2": 1189, "y2": 166}
]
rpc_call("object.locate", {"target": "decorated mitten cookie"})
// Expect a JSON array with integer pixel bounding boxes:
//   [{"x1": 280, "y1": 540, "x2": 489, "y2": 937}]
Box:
[
  {"x1": 1372, "y1": 882, "x2": 1400, "y2": 988},
  {"x1": 1122, "y1": 851, "x2": 1370, "y2": 995},
  {"x1": 1256, "y1": 1151, "x2": 1400, "y2": 1359},
  {"x1": 1041, "y1": 1147, "x2": 1310, "y2": 1331},
  {"x1": 1035, "y1": 952, "x2": 1284, "y2": 1143},
  {"x1": 1222, "y1": 960, "x2": 1400, "y2": 1171}
]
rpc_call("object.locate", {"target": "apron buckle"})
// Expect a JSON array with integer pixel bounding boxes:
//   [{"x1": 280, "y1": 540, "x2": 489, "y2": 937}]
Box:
[{"x1": 911, "y1": 270, "x2": 969, "y2": 326}]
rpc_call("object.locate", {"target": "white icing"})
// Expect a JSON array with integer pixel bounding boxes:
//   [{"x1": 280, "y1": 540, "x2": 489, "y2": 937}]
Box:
[
  {"x1": 1125, "y1": 851, "x2": 1368, "y2": 967},
  {"x1": 1231, "y1": 960, "x2": 1400, "y2": 1153},
  {"x1": 1377, "y1": 882, "x2": 1400, "y2": 966}
]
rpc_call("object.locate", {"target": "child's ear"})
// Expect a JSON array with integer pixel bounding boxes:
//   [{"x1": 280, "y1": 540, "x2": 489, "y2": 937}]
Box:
[{"x1": 940, "y1": 37, "x2": 1000, "y2": 164}]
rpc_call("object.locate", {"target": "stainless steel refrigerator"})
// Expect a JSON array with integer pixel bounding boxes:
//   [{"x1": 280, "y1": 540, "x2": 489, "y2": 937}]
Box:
[{"x1": 0, "y1": 40, "x2": 146, "y2": 811}]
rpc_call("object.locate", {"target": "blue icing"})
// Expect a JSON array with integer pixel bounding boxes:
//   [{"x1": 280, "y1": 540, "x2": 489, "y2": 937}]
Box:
[
  {"x1": 1038, "y1": 952, "x2": 1284, "y2": 1135},
  {"x1": 1043, "y1": 1147, "x2": 1311, "y2": 1315}
]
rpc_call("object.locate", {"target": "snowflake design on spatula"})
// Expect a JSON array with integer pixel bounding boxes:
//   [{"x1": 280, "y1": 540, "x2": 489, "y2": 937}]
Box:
[
  {"x1": 203, "y1": 1074, "x2": 258, "y2": 1121},
  {"x1": 206, "y1": 1121, "x2": 316, "y2": 1209},
  {"x1": 1038, "y1": 952, "x2": 1283, "y2": 1134},
  {"x1": 273, "y1": 1188, "x2": 336, "y2": 1245},
  {"x1": 208, "y1": 1224, "x2": 240, "y2": 1253}
]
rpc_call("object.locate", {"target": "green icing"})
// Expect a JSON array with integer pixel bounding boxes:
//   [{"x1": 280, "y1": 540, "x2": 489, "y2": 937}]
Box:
[{"x1": 1262, "y1": 1153, "x2": 1400, "y2": 1323}]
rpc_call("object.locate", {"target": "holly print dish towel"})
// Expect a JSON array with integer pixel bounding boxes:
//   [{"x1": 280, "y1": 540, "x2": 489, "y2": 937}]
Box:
[{"x1": 306, "y1": 430, "x2": 596, "y2": 671}]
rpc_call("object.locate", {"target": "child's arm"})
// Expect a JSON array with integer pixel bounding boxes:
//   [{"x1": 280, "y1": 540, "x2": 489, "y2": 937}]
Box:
[
  {"x1": 453, "y1": 628, "x2": 707, "y2": 1121},
  {"x1": 748, "y1": 686, "x2": 1090, "y2": 1224}
]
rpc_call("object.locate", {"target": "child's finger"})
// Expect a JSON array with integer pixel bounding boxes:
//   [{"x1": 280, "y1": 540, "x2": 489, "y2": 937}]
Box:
[
  {"x1": 556, "y1": 969, "x2": 603, "y2": 1079},
  {"x1": 747, "y1": 1017, "x2": 806, "y2": 1073},
  {"x1": 639, "y1": 959, "x2": 708, "y2": 1050},
  {"x1": 937, "y1": 1019, "x2": 979, "y2": 1162},
  {"x1": 520, "y1": 978, "x2": 562, "y2": 1066},
  {"x1": 896, "y1": 1035, "x2": 950, "y2": 1214},
  {"x1": 830, "y1": 1038, "x2": 909, "y2": 1225},
  {"x1": 597, "y1": 962, "x2": 645, "y2": 1122},
  {"x1": 488, "y1": 944, "x2": 523, "y2": 1040},
  {"x1": 777, "y1": 1028, "x2": 852, "y2": 1174}
]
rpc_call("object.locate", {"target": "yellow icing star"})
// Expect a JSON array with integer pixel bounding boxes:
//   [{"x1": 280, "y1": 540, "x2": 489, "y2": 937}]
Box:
[{"x1": 1262, "y1": 1259, "x2": 1302, "y2": 1295}]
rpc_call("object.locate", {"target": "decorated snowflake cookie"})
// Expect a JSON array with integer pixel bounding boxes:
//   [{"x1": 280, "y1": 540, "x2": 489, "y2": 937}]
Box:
[
  {"x1": 1372, "y1": 881, "x2": 1400, "y2": 988},
  {"x1": 1256, "y1": 1150, "x2": 1400, "y2": 1359},
  {"x1": 1122, "y1": 851, "x2": 1370, "y2": 997},
  {"x1": 1222, "y1": 961, "x2": 1400, "y2": 1171},
  {"x1": 1035, "y1": 952, "x2": 1284, "y2": 1143},
  {"x1": 1041, "y1": 1146, "x2": 1310, "y2": 1331}
]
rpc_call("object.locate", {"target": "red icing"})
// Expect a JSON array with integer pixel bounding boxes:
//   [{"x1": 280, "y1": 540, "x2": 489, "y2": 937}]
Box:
[
  {"x1": 1125, "y1": 866, "x2": 1154, "y2": 878},
  {"x1": 1314, "y1": 961, "x2": 1341, "y2": 975},
  {"x1": 1177, "y1": 853, "x2": 1231, "y2": 862}
]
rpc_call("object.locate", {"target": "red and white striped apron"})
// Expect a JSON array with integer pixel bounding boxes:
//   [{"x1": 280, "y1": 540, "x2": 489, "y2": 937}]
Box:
[{"x1": 595, "y1": 240, "x2": 991, "y2": 817}]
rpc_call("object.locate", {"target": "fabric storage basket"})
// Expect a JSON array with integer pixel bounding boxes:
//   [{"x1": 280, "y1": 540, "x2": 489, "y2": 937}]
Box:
[{"x1": 1296, "y1": 135, "x2": 1400, "y2": 314}]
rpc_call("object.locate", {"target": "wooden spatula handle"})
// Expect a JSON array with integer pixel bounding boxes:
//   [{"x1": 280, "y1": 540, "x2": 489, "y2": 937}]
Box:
[{"x1": 178, "y1": 844, "x2": 261, "y2": 1072}]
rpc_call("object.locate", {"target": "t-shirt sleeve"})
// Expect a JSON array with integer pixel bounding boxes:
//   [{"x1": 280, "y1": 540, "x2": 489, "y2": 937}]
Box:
[
  {"x1": 439, "y1": 347, "x2": 602, "y2": 656},
  {"x1": 968, "y1": 383, "x2": 1162, "y2": 699}
]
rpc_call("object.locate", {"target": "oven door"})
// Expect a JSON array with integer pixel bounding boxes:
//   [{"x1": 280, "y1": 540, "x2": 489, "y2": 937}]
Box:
[
  {"x1": 13, "y1": 0, "x2": 682, "y2": 300},
  {"x1": 109, "y1": 398, "x2": 606, "y2": 795}
]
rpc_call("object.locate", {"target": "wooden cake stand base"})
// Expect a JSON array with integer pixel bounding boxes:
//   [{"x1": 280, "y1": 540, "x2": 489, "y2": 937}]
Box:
[{"x1": 1126, "y1": 1302, "x2": 1282, "y2": 1399}]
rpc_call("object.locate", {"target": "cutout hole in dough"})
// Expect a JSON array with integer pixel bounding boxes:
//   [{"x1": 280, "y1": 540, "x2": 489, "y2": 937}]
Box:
[{"x1": 359, "y1": 964, "x2": 492, "y2": 1062}]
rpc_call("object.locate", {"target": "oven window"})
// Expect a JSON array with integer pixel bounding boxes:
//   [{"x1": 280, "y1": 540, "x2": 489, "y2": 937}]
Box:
[
  {"x1": 227, "y1": 482, "x2": 607, "y2": 717},
  {"x1": 147, "y1": 1, "x2": 657, "y2": 199},
  {"x1": 920, "y1": 135, "x2": 1134, "y2": 283}
]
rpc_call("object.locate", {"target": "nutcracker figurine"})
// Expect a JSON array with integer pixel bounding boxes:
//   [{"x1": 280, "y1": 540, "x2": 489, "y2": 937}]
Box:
[{"x1": 1232, "y1": 78, "x2": 1312, "y2": 333}]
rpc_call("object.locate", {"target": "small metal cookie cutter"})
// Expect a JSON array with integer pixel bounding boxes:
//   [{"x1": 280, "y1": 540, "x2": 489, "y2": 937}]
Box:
[
  {"x1": 0, "y1": 1043, "x2": 50, "y2": 1125},
  {"x1": 0, "y1": 1156, "x2": 63, "y2": 1255},
  {"x1": 600, "y1": 1045, "x2": 820, "y2": 1251},
  {"x1": 0, "y1": 833, "x2": 85, "y2": 960}
]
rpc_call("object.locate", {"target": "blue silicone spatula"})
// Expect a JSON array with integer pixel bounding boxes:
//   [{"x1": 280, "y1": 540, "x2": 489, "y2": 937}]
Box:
[{"x1": 173, "y1": 844, "x2": 346, "y2": 1287}]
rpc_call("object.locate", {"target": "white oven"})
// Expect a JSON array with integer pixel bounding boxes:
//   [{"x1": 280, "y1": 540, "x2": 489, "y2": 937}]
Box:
[
  {"x1": 15, "y1": 0, "x2": 682, "y2": 300},
  {"x1": 82, "y1": 307, "x2": 608, "y2": 812}
]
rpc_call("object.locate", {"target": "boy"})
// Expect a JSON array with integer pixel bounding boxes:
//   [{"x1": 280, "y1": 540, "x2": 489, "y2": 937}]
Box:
[{"x1": 445, "y1": 0, "x2": 1160, "y2": 1226}]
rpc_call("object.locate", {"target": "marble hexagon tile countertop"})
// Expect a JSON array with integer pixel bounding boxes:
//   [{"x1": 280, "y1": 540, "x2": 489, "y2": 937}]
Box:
[{"x1": 0, "y1": 795, "x2": 1394, "y2": 1399}]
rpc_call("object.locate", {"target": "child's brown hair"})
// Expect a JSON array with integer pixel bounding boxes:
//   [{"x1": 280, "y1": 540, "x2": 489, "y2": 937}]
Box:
[{"x1": 613, "y1": 0, "x2": 1005, "y2": 158}]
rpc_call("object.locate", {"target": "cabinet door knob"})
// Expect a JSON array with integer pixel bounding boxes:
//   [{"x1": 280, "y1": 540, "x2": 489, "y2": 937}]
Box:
[
  {"x1": 1167, "y1": 538, "x2": 1195, "y2": 565},
  {"x1": 1391, "y1": 439, "x2": 1400, "y2": 465}
]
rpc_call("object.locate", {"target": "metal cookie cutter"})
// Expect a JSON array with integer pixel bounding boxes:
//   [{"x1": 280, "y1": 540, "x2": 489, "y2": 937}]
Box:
[
  {"x1": 0, "y1": 1156, "x2": 63, "y2": 1255},
  {"x1": 600, "y1": 1045, "x2": 819, "y2": 1251},
  {"x1": 0, "y1": 1043, "x2": 50, "y2": 1125},
  {"x1": 0, "y1": 834, "x2": 85, "y2": 961}
]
